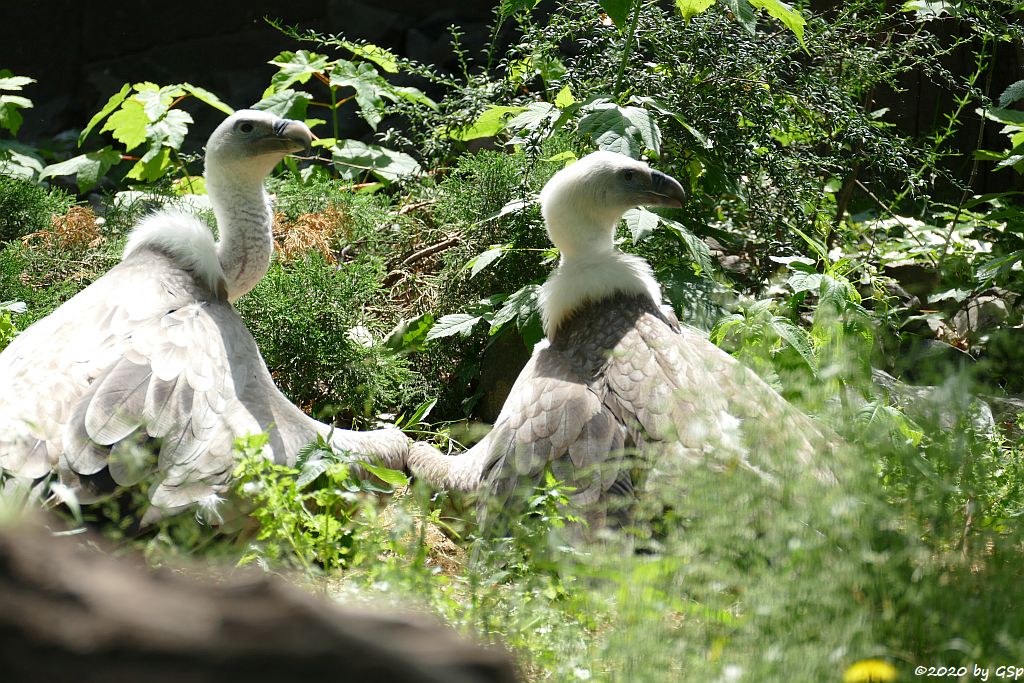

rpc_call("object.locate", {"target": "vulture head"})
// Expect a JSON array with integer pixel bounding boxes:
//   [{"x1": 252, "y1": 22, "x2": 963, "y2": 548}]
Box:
[
  {"x1": 540, "y1": 151, "x2": 686, "y2": 258},
  {"x1": 204, "y1": 109, "x2": 313, "y2": 185}
]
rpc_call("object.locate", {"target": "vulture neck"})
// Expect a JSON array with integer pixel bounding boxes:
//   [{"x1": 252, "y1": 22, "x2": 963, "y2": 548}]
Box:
[
  {"x1": 207, "y1": 171, "x2": 274, "y2": 302},
  {"x1": 540, "y1": 211, "x2": 662, "y2": 339}
]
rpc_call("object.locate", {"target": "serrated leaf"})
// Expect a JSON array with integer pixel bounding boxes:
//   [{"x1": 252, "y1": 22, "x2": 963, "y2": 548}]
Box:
[
  {"x1": 465, "y1": 245, "x2": 508, "y2": 278},
  {"x1": 134, "y1": 82, "x2": 183, "y2": 121},
  {"x1": 253, "y1": 88, "x2": 313, "y2": 120},
  {"x1": 976, "y1": 250, "x2": 1024, "y2": 281},
  {"x1": 79, "y1": 84, "x2": 131, "y2": 146},
  {"x1": 578, "y1": 102, "x2": 661, "y2": 158},
  {"x1": 0, "y1": 141, "x2": 44, "y2": 180},
  {"x1": 267, "y1": 50, "x2": 331, "y2": 95},
  {"x1": 723, "y1": 0, "x2": 757, "y2": 33},
  {"x1": 449, "y1": 105, "x2": 527, "y2": 141},
  {"x1": 384, "y1": 313, "x2": 435, "y2": 353},
  {"x1": 361, "y1": 461, "x2": 410, "y2": 487},
  {"x1": 330, "y1": 60, "x2": 392, "y2": 130},
  {"x1": 633, "y1": 96, "x2": 713, "y2": 149},
  {"x1": 770, "y1": 316, "x2": 817, "y2": 371},
  {"x1": 426, "y1": 313, "x2": 484, "y2": 340},
  {"x1": 296, "y1": 459, "x2": 331, "y2": 489},
  {"x1": 342, "y1": 40, "x2": 400, "y2": 73},
  {"x1": 749, "y1": 0, "x2": 806, "y2": 47},
  {"x1": 624, "y1": 207, "x2": 660, "y2": 243},
  {"x1": 0, "y1": 75, "x2": 34, "y2": 91},
  {"x1": 507, "y1": 102, "x2": 559, "y2": 133},
  {"x1": 661, "y1": 217, "x2": 714, "y2": 273},
  {"x1": 599, "y1": 0, "x2": 634, "y2": 27},
  {"x1": 787, "y1": 271, "x2": 824, "y2": 293},
  {"x1": 40, "y1": 147, "x2": 122, "y2": 191},
  {"x1": 329, "y1": 139, "x2": 420, "y2": 182},
  {"x1": 146, "y1": 108, "x2": 192, "y2": 152},
  {"x1": 101, "y1": 98, "x2": 148, "y2": 152},
  {"x1": 125, "y1": 146, "x2": 171, "y2": 182},
  {"x1": 676, "y1": 0, "x2": 715, "y2": 22},
  {"x1": 182, "y1": 83, "x2": 233, "y2": 114},
  {"x1": 999, "y1": 80, "x2": 1024, "y2": 108},
  {"x1": 490, "y1": 284, "x2": 542, "y2": 331}
]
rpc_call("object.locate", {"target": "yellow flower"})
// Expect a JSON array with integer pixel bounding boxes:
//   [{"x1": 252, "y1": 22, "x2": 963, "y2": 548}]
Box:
[{"x1": 843, "y1": 659, "x2": 898, "y2": 682}]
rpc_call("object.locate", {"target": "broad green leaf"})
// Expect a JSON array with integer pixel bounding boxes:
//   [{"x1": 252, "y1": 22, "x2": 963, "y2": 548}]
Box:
[
  {"x1": 146, "y1": 108, "x2": 193, "y2": 152},
  {"x1": 490, "y1": 284, "x2": 542, "y2": 335},
  {"x1": 330, "y1": 60, "x2": 388, "y2": 130},
  {"x1": 342, "y1": 41, "x2": 400, "y2": 73},
  {"x1": 770, "y1": 316, "x2": 817, "y2": 371},
  {"x1": 749, "y1": 0, "x2": 806, "y2": 48},
  {"x1": 134, "y1": 82, "x2": 183, "y2": 121},
  {"x1": 661, "y1": 217, "x2": 715, "y2": 273},
  {"x1": 384, "y1": 313, "x2": 435, "y2": 354},
  {"x1": 478, "y1": 196, "x2": 537, "y2": 225},
  {"x1": 554, "y1": 85, "x2": 576, "y2": 109},
  {"x1": 426, "y1": 313, "x2": 484, "y2": 340},
  {"x1": 329, "y1": 139, "x2": 421, "y2": 182},
  {"x1": 578, "y1": 102, "x2": 661, "y2": 158},
  {"x1": 101, "y1": 98, "x2": 148, "y2": 151},
  {"x1": 787, "y1": 271, "x2": 824, "y2": 294},
  {"x1": 449, "y1": 105, "x2": 527, "y2": 141},
  {"x1": 976, "y1": 250, "x2": 1024, "y2": 280},
  {"x1": 125, "y1": 146, "x2": 171, "y2": 182},
  {"x1": 360, "y1": 461, "x2": 410, "y2": 487},
  {"x1": 79, "y1": 84, "x2": 131, "y2": 146},
  {"x1": 676, "y1": 0, "x2": 715, "y2": 22},
  {"x1": 266, "y1": 50, "x2": 331, "y2": 95},
  {"x1": 40, "y1": 147, "x2": 122, "y2": 191},
  {"x1": 182, "y1": 83, "x2": 233, "y2": 114},
  {"x1": 0, "y1": 142, "x2": 44, "y2": 180},
  {"x1": 0, "y1": 75, "x2": 34, "y2": 91},
  {"x1": 623, "y1": 207, "x2": 660, "y2": 243},
  {"x1": 633, "y1": 96, "x2": 713, "y2": 148},
  {"x1": 856, "y1": 401, "x2": 923, "y2": 446},
  {"x1": 253, "y1": 89, "x2": 313, "y2": 120},
  {"x1": 296, "y1": 459, "x2": 331, "y2": 489},
  {"x1": 465, "y1": 245, "x2": 509, "y2": 278},
  {"x1": 985, "y1": 107, "x2": 1024, "y2": 126},
  {"x1": 0, "y1": 95, "x2": 32, "y2": 136},
  {"x1": 723, "y1": 0, "x2": 757, "y2": 33},
  {"x1": 999, "y1": 80, "x2": 1024, "y2": 108},
  {"x1": 506, "y1": 102, "x2": 559, "y2": 133},
  {"x1": 599, "y1": 0, "x2": 635, "y2": 27},
  {"x1": 390, "y1": 85, "x2": 438, "y2": 110},
  {"x1": 0, "y1": 300, "x2": 27, "y2": 314}
]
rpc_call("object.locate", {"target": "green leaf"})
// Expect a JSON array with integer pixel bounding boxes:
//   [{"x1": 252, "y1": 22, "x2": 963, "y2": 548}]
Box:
[
  {"x1": 554, "y1": 85, "x2": 576, "y2": 109},
  {"x1": 40, "y1": 147, "x2": 122, "y2": 191},
  {"x1": 384, "y1": 313, "x2": 435, "y2": 354},
  {"x1": 182, "y1": 83, "x2": 233, "y2": 115},
  {"x1": 787, "y1": 271, "x2": 824, "y2": 294},
  {"x1": 0, "y1": 141, "x2": 44, "y2": 180},
  {"x1": 624, "y1": 207, "x2": 660, "y2": 243},
  {"x1": 749, "y1": 0, "x2": 806, "y2": 48},
  {"x1": 770, "y1": 316, "x2": 817, "y2": 371},
  {"x1": 676, "y1": 0, "x2": 715, "y2": 22},
  {"x1": 146, "y1": 108, "x2": 193, "y2": 152},
  {"x1": 985, "y1": 107, "x2": 1024, "y2": 127},
  {"x1": 253, "y1": 89, "x2": 313, "y2": 120},
  {"x1": 465, "y1": 245, "x2": 509, "y2": 278},
  {"x1": 490, "y1": 284, "x2": 542, "y2": 332},
  {"x1": 125, "y1": 146, "x2": 171, "y2": 182},
  {"x1": 0, "y1": 74, "x2": 34, "y2": 91},
  {"x1": 330, "y1": 60, "x2": 389, "y2": 130},
  {"x1": 328, "y1": 139, "x2": 421, "y2": 182},
  {"x1": 723, "y1": 0, "x2": 757, "y2": 33},
  {"x1": 0, "y1": 95, "x2": 32, "y2": 136},
  {"x1": 599, "y1": 0, "x2": 635, "y2": 27},
  {"x1": 578, "y1": 102, "x2": 661, "y2": 158},
  {"x1": 660, "y1": 217, "x2": 715, "y2": 273},
  {"x1": 426, "y1": 313, "x2": 484, "y2": 340},
  {"x1": 389, "y1": 85, "x2": 438, "y2": 110},
  {"x1": 633, "y1": 96, "x2": 713, "y2": 149},
  {"x1": 133, "y1": 82, "x2": 183, "y2": 121},
  {"x1": 101, "y1": 98, "x2": 148, "y2": 152},
  {"x1": 360, "y1": 461, "x2": 410, "y2": 487},
  {"x1": 449, "y1": 105, "x2": 527, "y2": 141},
  {"x1": 266, "y1": 50, "x2": 331, "y2": 95},
  {"x1": 999, "y1": 80, "x2": 1024, "y2": 108},
  {"x1": 976, "y1": 250, "x2": 1024, "y2": 281},
  {"x1": 341, "y1": 41, "x2": 400, "y2": 73},
  {"x1": 79, "y1": 83, "x2": 131, "y2": 146}
]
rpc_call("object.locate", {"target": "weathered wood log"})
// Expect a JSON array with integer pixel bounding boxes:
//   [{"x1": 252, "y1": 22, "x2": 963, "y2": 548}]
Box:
[{"x1": 0, "y1": 520, "x2": 519, "y2": 683}]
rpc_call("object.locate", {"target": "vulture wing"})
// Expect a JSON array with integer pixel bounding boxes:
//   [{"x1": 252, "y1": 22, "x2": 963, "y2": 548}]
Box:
[{"x1": 0, "y1": 245, "x2": 328, "y2": 520}]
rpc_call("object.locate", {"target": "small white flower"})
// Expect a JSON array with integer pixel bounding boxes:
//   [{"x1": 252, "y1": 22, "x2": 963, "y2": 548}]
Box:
[{"x1": 573, "y1": 667, "x2": 591, "y2": 680}]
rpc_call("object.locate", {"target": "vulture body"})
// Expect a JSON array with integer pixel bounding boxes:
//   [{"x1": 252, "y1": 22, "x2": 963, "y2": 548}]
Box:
[
  {"x1": 0, "y1": 110, "x2": 407, "y2": 522},
  {"x1": 409, "y1": 151, "x2": 833, "y2": 528}
]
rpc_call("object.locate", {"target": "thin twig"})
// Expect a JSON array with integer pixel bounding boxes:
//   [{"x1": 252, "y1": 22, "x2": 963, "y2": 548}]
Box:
[
  {"x1": 402, "y1": 236, "x2": 461, "y2": 268},
  {"x1": 854, "y1": 179, "x2": 937, "y2": 266}
]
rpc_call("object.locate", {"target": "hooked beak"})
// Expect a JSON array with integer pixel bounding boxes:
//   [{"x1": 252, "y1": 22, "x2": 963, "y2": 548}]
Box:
[
  {"x1": 261, "y1": 118, "x2": 314, "y2": 156},
  {"x1": 643, "y1": 170, "x2": 687, "y2": 209}
]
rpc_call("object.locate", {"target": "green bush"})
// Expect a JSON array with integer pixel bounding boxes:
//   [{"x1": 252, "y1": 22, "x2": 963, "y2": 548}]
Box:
[{"x1": 0, "y1": 175, "x2": 73, "y2": 242}]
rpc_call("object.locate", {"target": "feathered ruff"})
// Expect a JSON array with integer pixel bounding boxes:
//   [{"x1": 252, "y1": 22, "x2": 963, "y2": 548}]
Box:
[
  {"x1": 123, "y1": 210, "x2": 228, "y2": 300},
  {"x1": 540, "y1": 249, "x2": 662, "y2": 338}
]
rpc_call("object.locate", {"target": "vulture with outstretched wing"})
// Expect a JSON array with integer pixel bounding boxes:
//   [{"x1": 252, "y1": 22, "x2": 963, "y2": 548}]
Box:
[
  {"x1": 0, "y1": 110, "x2": 407, "y2": 522},
  {"x1": 410, "y1": 151, "x2": 834, "y2": 529}
]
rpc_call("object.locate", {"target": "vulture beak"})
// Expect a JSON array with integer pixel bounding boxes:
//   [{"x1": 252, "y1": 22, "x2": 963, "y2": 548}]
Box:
[
  {"x1": 263, "y1": 118, "x2": 314, "y2": 156},
  {"x1": 643, "y1": 170, "x2": 687, "y2": 209}
]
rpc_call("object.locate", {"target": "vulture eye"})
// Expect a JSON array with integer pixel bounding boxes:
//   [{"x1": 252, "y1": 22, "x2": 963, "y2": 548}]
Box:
[
  {"x1": 237, "y1": 122, "x2": 255, "y2": 134},
  {"x1": 623, "y1": 170, "x2": 635, "y2": 182}
]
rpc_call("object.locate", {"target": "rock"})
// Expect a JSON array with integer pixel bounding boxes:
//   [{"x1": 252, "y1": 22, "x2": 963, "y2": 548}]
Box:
[{"x1": 0, "y1": 519, "x2": 520, "y2": 683}]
